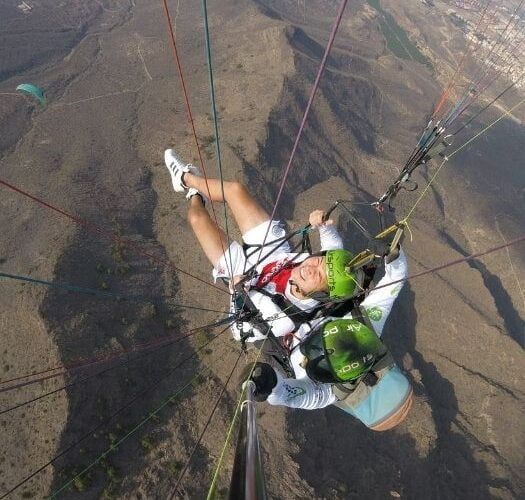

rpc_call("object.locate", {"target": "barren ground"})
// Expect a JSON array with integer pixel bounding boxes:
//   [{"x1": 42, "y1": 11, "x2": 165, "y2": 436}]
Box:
[{"x1": 0, "y1": 0, "x2": 523, "y2": 498}]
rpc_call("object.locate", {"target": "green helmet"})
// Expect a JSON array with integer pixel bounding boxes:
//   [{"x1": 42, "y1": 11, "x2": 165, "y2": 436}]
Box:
[
  {"x1": 301, "y1": 319, "x2": 385, "y2": 383},
  {"x1": 325, "y1": 249, "x2": 361, "y2": 299}
]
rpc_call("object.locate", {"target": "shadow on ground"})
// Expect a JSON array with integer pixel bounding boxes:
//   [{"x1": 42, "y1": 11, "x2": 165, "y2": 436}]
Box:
[
  {"x1": 38, "y1": 199, "x2": 212, "y2": 498},
  {"x1": 441, "y1": 231, "x2": 524, "y2": 348},
  {"x1": 286, "y1": 285, "x2": 502, "y2": 499}
]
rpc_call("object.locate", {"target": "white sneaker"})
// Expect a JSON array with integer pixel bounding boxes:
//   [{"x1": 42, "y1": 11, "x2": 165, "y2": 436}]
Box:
[
  {"x1": 164, "y1": 149, "x2": 201, "y2": 192},
  {"x1": 186, "y1": 188, "x2": 209, "y2": 207},
  {"x1": 186, "y1": 187, "x2": 199, "y2": 199}
]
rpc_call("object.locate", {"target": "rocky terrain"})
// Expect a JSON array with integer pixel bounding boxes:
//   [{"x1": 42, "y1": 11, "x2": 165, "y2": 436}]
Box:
[{"x1": 0, "y1": 0, "x2": 523, "y2": 498}]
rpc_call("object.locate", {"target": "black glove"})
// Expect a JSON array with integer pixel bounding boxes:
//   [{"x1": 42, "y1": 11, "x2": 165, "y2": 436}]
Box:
[{"x1": 240, "y1": 362, "x2": 277, "y2": 402}]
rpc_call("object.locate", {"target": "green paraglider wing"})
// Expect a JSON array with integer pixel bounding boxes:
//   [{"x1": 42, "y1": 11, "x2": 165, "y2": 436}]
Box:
[{"x1": 16, "y1": 83, "x2": 46, "y2": 105}]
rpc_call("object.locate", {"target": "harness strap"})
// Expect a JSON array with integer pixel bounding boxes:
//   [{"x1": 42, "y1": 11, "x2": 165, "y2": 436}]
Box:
[
  {"x1": 351, "y1": 302, "x2": 375, "y2": 332},
  {"x1": 332, "y1": 350, "x2": 394, "y2": 401},
  {"x1": 255, "y1": 287, "x2": 321, "y2": 331},
  {"x1": 240, "y1": 224, "x2": 312, "y2": 280},
  {"x1": 232, "y1": 284, "x2": 296, "y2": 374},
  {"x1": 301, "y1": 231, "x2": 312, "y2": 254}
]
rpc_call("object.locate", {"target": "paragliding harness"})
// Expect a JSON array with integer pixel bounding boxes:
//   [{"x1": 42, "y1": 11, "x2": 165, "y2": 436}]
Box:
[
  {"x1": 232, "y1": 283, "x2": 297, "y2": 377},
  {"x1": 230, "y1": 202, "x2": 339, "y2": 366},
  {"x1": 230, "y1": 203, "x2": 406, "y2": 377},
  {"x1": 231, "y1": 262, "x2": 380, "y2": 378},
  {"x1": 296, "y1": 310, "x2": 396, "y2": 408}
]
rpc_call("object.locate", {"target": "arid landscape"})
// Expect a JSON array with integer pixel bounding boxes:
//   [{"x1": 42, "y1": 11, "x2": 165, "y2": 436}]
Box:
[{"x1": 0, "y1": 0, "x2": 524, "y2": 498}]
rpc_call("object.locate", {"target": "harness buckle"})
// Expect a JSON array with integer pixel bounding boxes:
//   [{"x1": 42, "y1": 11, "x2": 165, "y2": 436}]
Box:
[{"x1": 361, "y1": 371, "x2": 379, "y2": 387}]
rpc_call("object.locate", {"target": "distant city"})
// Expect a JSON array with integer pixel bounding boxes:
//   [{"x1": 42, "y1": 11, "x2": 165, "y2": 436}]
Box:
[{"x1": 446, "y1": 0, "x2": 524, "y2": 88}]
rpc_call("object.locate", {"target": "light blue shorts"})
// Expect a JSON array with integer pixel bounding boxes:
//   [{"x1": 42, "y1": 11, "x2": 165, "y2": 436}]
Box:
[{"x1": 339, "y1": 365, "x2": 411, "y2": 428}]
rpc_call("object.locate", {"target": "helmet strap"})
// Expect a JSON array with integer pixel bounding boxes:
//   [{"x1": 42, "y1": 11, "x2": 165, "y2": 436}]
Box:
[
  {"x1": 290, "y1": 280, "x2": 331, "y2": 303},
  {"x1": 289, "y1": 279, "x2": 307, "y2": 298},
  {"x1": 308, "y1": 291, "x2": 331, "y2": 302}
]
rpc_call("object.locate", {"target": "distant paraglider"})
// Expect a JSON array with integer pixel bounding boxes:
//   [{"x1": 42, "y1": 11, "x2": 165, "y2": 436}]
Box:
[{"x1": 15, "y1": 83, "x2": 46, "y2": 105}]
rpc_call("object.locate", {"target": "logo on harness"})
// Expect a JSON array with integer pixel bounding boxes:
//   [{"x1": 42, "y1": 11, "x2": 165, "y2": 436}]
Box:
[
  {"x1": 271, "y1": 223, "x2": 285, "y2": 237},
  {"x1": 366, "y1": 306, "x2": 383, "y2": 321}
]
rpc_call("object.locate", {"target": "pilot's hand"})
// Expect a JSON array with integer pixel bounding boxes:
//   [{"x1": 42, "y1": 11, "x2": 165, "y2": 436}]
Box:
[
  {"x1": 309, "y1": 209, "x2": 333, "y2": 228},
  {"x1": 230, "y1": 275, "x2": 248, "y2": 293}
]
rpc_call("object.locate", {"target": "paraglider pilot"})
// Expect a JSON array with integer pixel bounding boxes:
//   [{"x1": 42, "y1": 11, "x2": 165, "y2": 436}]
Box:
[
  {"x1": 164, "y1": 148, "x2": 412, "y2": 430},
  {"x1": 164, "y1": 148, "x2": 365, "y2": 340}
]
